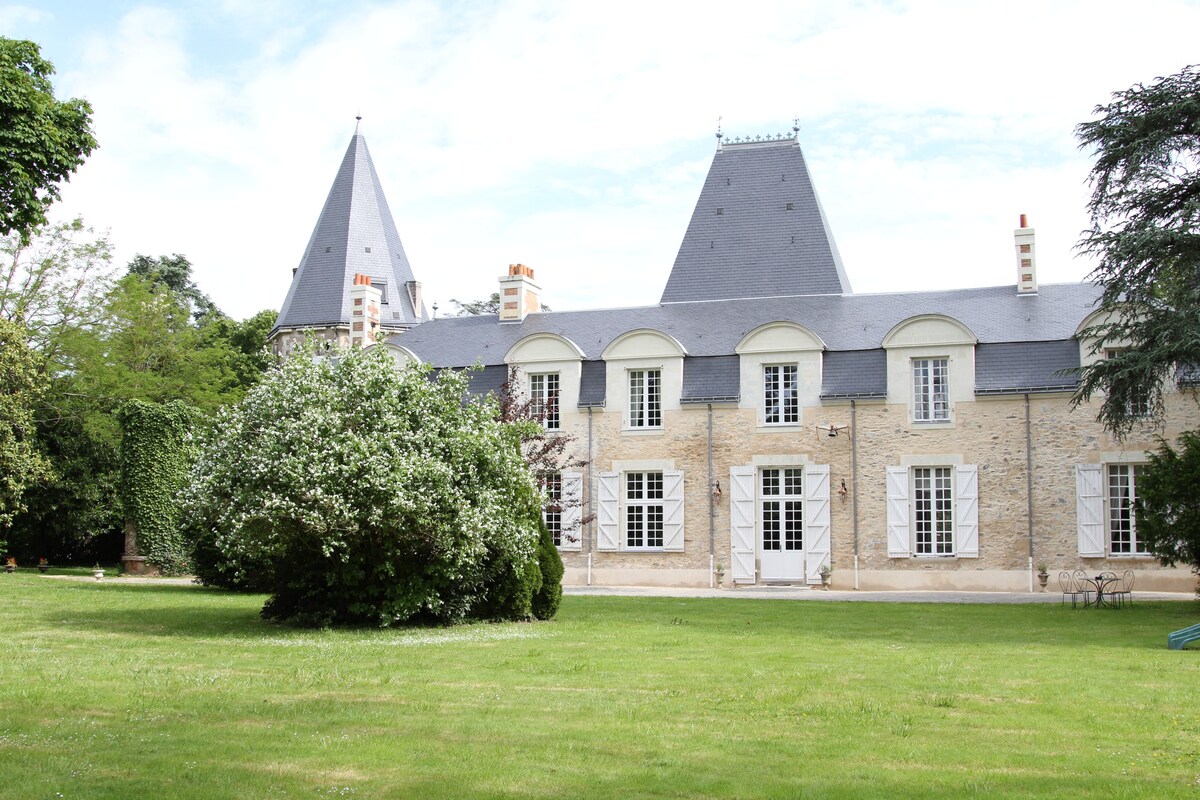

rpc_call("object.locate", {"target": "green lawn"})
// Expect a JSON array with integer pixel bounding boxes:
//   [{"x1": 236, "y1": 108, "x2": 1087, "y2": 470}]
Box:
[{"x1": 1, "y1": 574, "x2": 1198, "y2": 799}]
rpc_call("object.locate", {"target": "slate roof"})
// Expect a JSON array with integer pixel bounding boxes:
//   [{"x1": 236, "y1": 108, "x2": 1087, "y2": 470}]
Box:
[
  {"x1": 395, "y1": 283, "x2": 1100, "y2": 367},
  {"x1": 660, "y1": 138, "x2": 852, "y2": 303},
  {"x1": 975, "y1": 341, "x2": 1080, "y2": 394},
  {"x1": 821, "y1": 350, "x2": 888, "y2": 398},
  {"x1": 274, "y1": 132, "x2": 425, "y2": 334},
  {"x1": 681, "y1": 356, "x2": 741, "y2": 403},
  {"x1": 391, "y1": 282, "x2": 1100, "y2": 404}
]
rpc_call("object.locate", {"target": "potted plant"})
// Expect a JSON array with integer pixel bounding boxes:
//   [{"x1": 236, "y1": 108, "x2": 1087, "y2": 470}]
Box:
[
  {"x1": 714, "y1": 562, "x2": 725, "y2": 587},
  {"x1": 4, "y1": 557, "x2": 15, "y2": 574},
  {"x1": 92, "y1": 564, "x2": 105, "y2": 581},
  {"x1": 818, "y1": 563, "x2": 832, "y2": 589},
  {"x1": 1037, "y1": 563, "x2": 1050, "y2": 592},
  {"x1": 37, "y1": 557, "x2": 49, "y2": 574}
]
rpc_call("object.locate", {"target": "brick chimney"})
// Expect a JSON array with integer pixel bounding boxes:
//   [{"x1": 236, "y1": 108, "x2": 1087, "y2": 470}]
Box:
[
  {"x1": 498, "y1": 263, "x2": 541, "y2": 323},
  {"x1": 349, "y1": 273, "x2": 382, "y2": 346},
  {"x1": 1014, "y1": 214, "x2": 1037, "y2": 295}
]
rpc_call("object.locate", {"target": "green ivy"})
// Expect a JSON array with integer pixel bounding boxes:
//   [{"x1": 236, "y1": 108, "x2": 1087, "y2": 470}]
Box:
[{"x1": 117, "y1": 399, "x2": 194, "y2": 574}]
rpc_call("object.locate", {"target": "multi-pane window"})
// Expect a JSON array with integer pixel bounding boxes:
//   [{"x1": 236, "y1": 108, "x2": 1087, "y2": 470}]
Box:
[
  {"x1": 912, "y1": 358, "x2": 950, "y2": 422},
  {"x1": 1105, "y1": 350, "x2": 1151, "y2": 418},
  {"x1": 626, "y1": 471, "x2": 664, "y2": 548},
  {"x1": 628, "y1": 369, "x2": 662, "y2": 428},
  {"x1": 764, "y1": 365, "x2": 799, "y2": 424},
  {"x1": 542, "y1": 472, "x2": 563, "y2": 547},
  {"x1": 760, "y1": 468, "x2": 803, "y2": 551},
  {"x1": 1108, "y1": 464, "x2": 1147, "y2": 555},
  {"x1": 913, "y1": 466, "x2": 954, "y2": 555},
  {"x1": 529, "y1": 372, "x2": 560, "y2": 430}
]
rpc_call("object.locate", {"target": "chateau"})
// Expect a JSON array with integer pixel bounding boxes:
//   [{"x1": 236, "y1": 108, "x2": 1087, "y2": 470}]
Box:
[{"x1": 270, "y1": 128, "x2": 1198, "y2": 593}]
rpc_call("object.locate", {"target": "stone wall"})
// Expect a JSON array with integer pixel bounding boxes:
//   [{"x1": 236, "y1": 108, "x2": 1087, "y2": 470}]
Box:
[{"x1": 557, "y1": 389, "x2": 1198, "y2": 593}]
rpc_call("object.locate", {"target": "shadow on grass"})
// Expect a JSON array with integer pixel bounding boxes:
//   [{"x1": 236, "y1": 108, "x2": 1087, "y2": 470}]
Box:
[{"x1": 29, "y1": 579, "x2": 1200, "y2": 652}]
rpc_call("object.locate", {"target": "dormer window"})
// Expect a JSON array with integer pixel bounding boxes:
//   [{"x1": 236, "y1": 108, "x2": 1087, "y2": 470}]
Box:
[
  {"x1": 764, "y1": 365, "x2": 799, "y2": 424},
  {"x1": 912, "y1": 358, "x2": 949, "y2": 422},
  {"x1": 628, "y1": 369, "x2": 662, "y2": 428},
  {"x1": 529, "y1": 372, "x2": 560, "y2": 430}
]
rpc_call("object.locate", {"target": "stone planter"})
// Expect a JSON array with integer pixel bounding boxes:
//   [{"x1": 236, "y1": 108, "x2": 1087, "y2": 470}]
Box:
[
  {"x1": 93, "y1": 568, "x2": 105, "y2": 581},
  {"x1": 1037, "y1": 571, "x2": 1049, "y2": 592}
]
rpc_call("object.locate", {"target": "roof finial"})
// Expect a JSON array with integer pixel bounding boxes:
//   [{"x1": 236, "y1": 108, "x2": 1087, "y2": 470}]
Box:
[
  {"x1": 355, "y1": 114, "x2": 362, "y2": 134},
  {"x1": 792, "y1": 117, "x2": 800, "y2": 140},
  {"x1": 716, "y1": 115, "x2": 724, "y2": 150}
]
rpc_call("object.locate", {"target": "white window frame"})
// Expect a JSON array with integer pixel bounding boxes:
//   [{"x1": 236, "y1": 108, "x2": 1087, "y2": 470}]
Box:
[
  {"x1": 598, "y1": 469, "x2": 683, "y2": 552},
  {"x1": 628, "y1": 368, "x2": 662, "y2": 429},
  {"x1": 763, "y1": 364, "x2": 800, "y2": 425},
  {"x1": 912, "y1": 357, "x2": 950, "y2": 422},
  {"x1": 912, "y1": 466, "x2": 955, "y2": 556},
  {"x1": 625, "y1": 471, "x2": 665, "y2": 549},
  {"x1": 759, "y1": 467, "x2": 804, "y2": 552},
  {"x1": 1107, "y1": 463, "x2": 1148, "y2": 555},
  {"x1": 541, "y1": 471, "x2": 563, "y2": 546},
  {"x1": 887, "y1": 464, "x2": 978, "y2": 559},
  {"x1": 529, "y1": 372, "x2": 561, "y2": 430}
]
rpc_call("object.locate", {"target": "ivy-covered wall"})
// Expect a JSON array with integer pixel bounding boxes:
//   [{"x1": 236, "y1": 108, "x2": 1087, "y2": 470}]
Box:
[{"x1": 117, "y1": 399, "x2": 194, "y2": 574}]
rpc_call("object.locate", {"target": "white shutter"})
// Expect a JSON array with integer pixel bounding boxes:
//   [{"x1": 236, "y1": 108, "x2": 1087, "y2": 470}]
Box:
[
  {"x1": 1076, "y1": 464, "x2": 1105, "y2": 557},
  {"x1": 559, "y1": 471, "x2": 583, "y2": 551},
  {"x1": 886, "y1": 466, "x2": 911, "y2": 558},
  {"x1": 662, "y1": 470, "x2": 685, "y2": 551},
  {"x1": 955, "y1": 464, "x2": 979, "y2": 558},
  {"x1": 729, "y1": 466, "x2": 756, "y2": 583},
  {"x1": 804, "y1": 464, "x2": 831, "y2": 584},
  {"x1": 597, "y1": 471, "x2": 619, "y2": 551}
]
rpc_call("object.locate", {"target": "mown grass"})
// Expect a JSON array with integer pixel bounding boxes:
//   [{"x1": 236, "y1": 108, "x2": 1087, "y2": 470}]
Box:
[{"x1": 1, "y1": 573, "x2": 1197, "y2": 799}]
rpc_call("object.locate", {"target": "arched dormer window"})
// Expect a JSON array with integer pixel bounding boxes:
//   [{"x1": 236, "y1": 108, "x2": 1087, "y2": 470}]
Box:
[
  {"x1": 882, "y1": 315, "x2": 977, "y2": 426},
  {"x1": 372, "y1": 341, "x2": 420, "y2": 371},
  {"x1": 505, "y1": 333, "x2": 586, "y2": 430},
  {"x1": 735, "y1": 322, "x2": 825, "y2": 428},
  {"x1": 602, "y1": 329, "x2": 687, "y2": 431}
]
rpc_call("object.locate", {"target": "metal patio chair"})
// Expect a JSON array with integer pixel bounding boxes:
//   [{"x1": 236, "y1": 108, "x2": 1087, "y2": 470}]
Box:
[
  {"x1": 1072, "y1": 569, "x2": 1095, "y2": 607},
  {"x1": 1111, "y1": 570, "x2": 1134, "y2": 608},
  {"x1": 1060, "y1": 570, "x2": 1088, "y2": 608}
]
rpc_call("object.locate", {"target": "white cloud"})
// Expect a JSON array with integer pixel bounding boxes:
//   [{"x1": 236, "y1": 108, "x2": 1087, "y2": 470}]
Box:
[{"x1": 28, "y1": 0, "x2": 1200, "y2": 321}]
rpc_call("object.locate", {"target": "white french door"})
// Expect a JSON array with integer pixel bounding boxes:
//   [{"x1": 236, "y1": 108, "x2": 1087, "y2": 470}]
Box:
[{"x1": 759, "y1": 467, "x2": 805, "y2": 581}]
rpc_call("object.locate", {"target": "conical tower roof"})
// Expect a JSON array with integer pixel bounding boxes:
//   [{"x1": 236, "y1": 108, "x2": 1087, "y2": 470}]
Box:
[
  {"x1": 274, "y1": 130, "x2": 424, "y2": 334},
  {"x1": 660, "y1": 136, "x2": 851, "y2": 303}
]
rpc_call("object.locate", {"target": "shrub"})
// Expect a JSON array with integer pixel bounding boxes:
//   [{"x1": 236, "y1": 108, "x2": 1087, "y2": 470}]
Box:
[
  {"x1": 532, "y1": 516, "x2": 563, "y2": 620},
  {"x1": 181, "y1": 344, "x2": 545, "y2": 626}
]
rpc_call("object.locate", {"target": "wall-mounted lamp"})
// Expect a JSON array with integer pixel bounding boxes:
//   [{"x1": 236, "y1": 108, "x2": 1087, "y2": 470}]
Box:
[
  {"x1": 710, "y1": 480, "x2": 722, "y2": 504},
  {"x1": 816, "y1": 423, "x2": 850, "y2": 439},
  {"x1": 838, "y1": 479, "x2": 848, "y2": 504}
]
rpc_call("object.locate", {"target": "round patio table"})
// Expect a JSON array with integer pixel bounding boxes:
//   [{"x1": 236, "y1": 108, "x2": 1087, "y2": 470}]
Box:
[{"x1": 1085, "y1": 574, "x2": 1117, "y2": 608}]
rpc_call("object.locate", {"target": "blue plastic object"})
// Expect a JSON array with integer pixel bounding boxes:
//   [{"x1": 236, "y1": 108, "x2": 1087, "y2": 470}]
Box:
[{"x1": 1167, "y1": 623, "x2": 1200, "y2": 650}]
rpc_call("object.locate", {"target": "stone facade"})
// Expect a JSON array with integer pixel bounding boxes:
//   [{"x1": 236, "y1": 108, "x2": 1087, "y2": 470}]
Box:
[
  {"x1": 274, "y1": 130, "x2": 1199, "y2": 595},
  {"x1": 556, "y1": 387, "x2": 1197, "y2": 593}
]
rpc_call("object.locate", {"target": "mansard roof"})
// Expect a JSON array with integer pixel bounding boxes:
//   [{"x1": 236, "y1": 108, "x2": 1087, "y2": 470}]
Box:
[
  {"x1": 395, "y1": 282, "x2": 1100, "y2": 368},
  {"x1": 396, "y1": 282, "x2": 1098, "y2": 405},
  {"x1": 659, "y1": 137, "x2": 851, "y2": 303},
  {"x1": 274, "y1": 132, "x2": 424, "y2": 334}
]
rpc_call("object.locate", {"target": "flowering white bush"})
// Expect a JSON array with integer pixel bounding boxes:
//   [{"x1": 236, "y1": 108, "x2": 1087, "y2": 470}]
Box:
[{"x1": 181, "y1": 343, "x2": 546, "y2": 626}]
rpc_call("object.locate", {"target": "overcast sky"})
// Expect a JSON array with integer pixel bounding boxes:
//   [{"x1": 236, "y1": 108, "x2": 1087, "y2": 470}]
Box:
[{"x1": 5, "y1": 1, "x2": 1199, "y2": 321}]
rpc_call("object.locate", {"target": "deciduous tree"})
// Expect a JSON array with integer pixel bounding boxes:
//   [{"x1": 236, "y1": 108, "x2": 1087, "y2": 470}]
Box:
[
  {"x1": 0, "y1": 320, "x2": 50, "y2": 537},
  {"x1": 0, "y1": 39, "x2": 97, "y2": 242}
]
